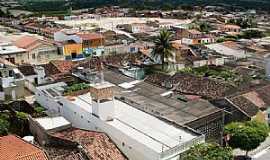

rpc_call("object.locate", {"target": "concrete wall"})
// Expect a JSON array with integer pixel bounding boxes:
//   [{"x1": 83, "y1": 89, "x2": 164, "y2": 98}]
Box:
[
  {"x1": 28, "y1": 116, "x2": 50, "y2": 145},
  {"x1": 3, "y1": 79, "x2": 25, "y2": 100},
  {"x1": 36, "y1": 92, "x2": 163, "y2": 160}
]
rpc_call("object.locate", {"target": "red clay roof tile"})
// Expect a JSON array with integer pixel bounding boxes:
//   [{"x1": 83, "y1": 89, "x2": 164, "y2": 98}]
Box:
[{"x1": 0, "y1": 135, "x2": 48, "y2": 160}]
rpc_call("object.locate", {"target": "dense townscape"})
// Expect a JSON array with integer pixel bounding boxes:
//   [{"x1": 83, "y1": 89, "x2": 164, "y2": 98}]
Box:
[{"x1": 1, "y1": 1, "x2": 270, "y2": 160}]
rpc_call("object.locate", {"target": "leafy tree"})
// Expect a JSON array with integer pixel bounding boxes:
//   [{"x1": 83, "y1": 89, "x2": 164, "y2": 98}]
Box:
[
  {"x1": 0, "y1": 119, "x2": 10, "y2": 136},
  {"x1": 183, "y1": 143, "x2": 233, "y2": 160},
  {"x1": 152, "y1": 29, "x2": 173, "y2": 70},
  {"x1": 240, "y1": 30, "x2": 264, "y2": 39},
  {"x1": 197, "y1": 22, "x2": 212, "y2": 33},
  {"x1": 227, "y1": 18, "x2": 257, "y2": 29},
  {"x1": 225, "y1": 121, "x2": 269, "y2": 157}
]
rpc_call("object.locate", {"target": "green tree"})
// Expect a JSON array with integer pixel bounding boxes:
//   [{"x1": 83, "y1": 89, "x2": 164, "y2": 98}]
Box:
[
  {"x1": 225, "y1": 121, "x2": 269, "y2": 157},
  {"x1": 183, "y1": 143, "x2": 233, "y2": 160},
  {"x1": 15, "y1": 112, "x2": 28, "y2": 136},
  {"x1": 152, "y1": 29, "x2": 173, "y2": 70},
  {"x1": 0, "y1": 119, "x2": 10, "y2": 136},
  {"x1": 240, "y1": 30, "x2": 264, "y2": 39},
  {"x1": 227, "y1": 18, "x2": 257, "y2": 29},
  {"x1": 198, "y1": 22, "x2": 211, "y2": 33}
]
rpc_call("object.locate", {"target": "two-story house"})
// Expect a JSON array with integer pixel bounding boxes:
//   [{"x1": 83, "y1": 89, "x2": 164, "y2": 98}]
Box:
[
  {"x1": 0, "y1": 58, "x2": 25, "y2": 100},
  {"x1": 14, "y1": 35, "x2": 63, "y2": 64},
  {"x1": 176, "y1": 29, "x2": 216, "y2": 45},
  {"x1": 54, "y1": 29, "x2": 105, "y2": 60}
]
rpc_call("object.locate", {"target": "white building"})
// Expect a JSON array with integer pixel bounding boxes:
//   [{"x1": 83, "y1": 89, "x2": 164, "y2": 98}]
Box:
[
  {"x1": 35, "y1": 81, "x2": 205, "y2": 160},
  {"x1": 206, "y1": 43, "x2": 247, "y2": 60},
  {"x1": 0, "y1": 42, "x2": 26, "y2": 64}
]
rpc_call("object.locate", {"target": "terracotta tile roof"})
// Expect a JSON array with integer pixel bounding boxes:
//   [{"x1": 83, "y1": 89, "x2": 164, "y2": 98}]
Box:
[
  {"x1": 243, "y1": 91, "x2": 266, "y2": 109},
  {"x1": 53, "y1": 128, "x2": 127, "y2": 160},
  {"x1": 227, "y1": 84, "x2": 270, "y2": 117},
  {"x1": 41, "y1": 63, "x2": 61, "y2": 76},
  {"x1": 77, "y1": 33, "x2": 104, "y2": 40},
  {"x1": 188, "y1": 29, "x2": 202, "y2": 35},
  {"x1": 14, "y1": 35, "x2": 39, "y2": 49},
  {"x1": 223, "y1": 24, "x2": 241, "y2": 29},
  {"x1": 222, "y1": 41, "x2": 241, "y2": 50},
  {"x1": 146, "y1": 73, "x2": 234, "y2": 99},
  {"x1": 14, "y1": 36, "x2": 54, "y2": 51},
  {"x1": 41, "y1": 145, "x2": 84, "y2": 160},
  {"x1": 50, "y1": 60, "x2": 75, "y2": 73},
  {"x1": 0, "y1": 135, "x2": 48, "y2": 160},
  {"x1": 228, "y1": 95, "x2": 259, "y2": 117},
  {"x1": 256, "y1": 85, "x2": 270, "y2": 107},
  {"x1": 18, "y1": 65, "x2": 36, "y2": 76}
]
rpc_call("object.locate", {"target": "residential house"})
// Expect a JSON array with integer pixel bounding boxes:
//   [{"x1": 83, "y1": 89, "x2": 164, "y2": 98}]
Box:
[
  {"x1": 213, "y1": 84, "x2": 270, "y2": 124},
  {"x1": 35, "y1": 81, "x2": 205, "y2": 160},
  {"x1": 176, "y1": 29, "x2": 216, "y2": 45},
  {"x1": 54, "y1": 29, "x2": 105, "y2": 59},
  {"x1": 0, "y1": 58, "x2": 25, "y2": 100},
  {"x1": 0, "y1": 42, "x2": 26, "y2": 64},
  {"x1": 121, "y1": 23, "x2": 153, "y2": 33},
  {"x1": 169, "y1": 42, "x2": 225, "y2": 70},
  {"x1": 77, "y1": 33, "x2": 105, "y2": 57},
  {"x1": 206, "y1": 41, "x2": 247, "y2": 61},
  {"x1": 18, "y1": 65, "x2": 47, "y2": 92},
  {"x1": 104, "y1": 70, "x2": 223, "y2": 141},
  {"x1": 28, "y1": 116, "x2": 127, "y2": 160},
  {"x1": 219, "y1": 24, "x2": 241, "y2": 34},
  {"x1": 0, "y1": 135, "x2": 48, "y2": 160},
  {"x1": 14, "y1": 35, "x2": 63, "y2": 64},
  {"x1": 159, "y1": 22, "x2": 174, "y2": 30}
]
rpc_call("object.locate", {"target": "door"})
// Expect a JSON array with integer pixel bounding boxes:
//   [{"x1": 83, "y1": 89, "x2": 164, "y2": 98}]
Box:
[{"x1": 71, "y1": 53, "x2": 77, "y2": 59}]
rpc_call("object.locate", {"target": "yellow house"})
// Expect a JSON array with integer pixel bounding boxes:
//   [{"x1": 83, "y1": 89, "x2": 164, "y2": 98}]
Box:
[{"x1": 63, "y1": 43, "x2": 83, "y2": 60}]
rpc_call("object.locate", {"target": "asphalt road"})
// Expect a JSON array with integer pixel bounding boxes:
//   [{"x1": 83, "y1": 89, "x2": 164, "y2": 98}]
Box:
[{"x1": 254, "y1": 148, "x2": 270, "y2": 160}]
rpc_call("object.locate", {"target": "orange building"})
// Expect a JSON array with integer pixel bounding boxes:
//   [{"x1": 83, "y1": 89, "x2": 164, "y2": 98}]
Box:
[{"x1": 63, "y1": 42, "x2": 83, "y2": 60}]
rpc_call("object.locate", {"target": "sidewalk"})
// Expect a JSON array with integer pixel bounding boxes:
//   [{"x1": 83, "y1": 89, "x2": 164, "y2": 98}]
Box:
[{"x1": 233, "y1": 136, "x2": 270, "y2": 157}]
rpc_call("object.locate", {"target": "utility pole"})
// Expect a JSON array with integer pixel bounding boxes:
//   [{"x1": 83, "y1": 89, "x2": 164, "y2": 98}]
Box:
[{"x1": 220, "y1": 108, "x2": 233, "y2": 146}]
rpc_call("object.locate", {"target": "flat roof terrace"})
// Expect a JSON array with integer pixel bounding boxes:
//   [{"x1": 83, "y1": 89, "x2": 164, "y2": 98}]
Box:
[
  {"x1": 36, "y1": 79, "x2": 204, "y2": 157},
  {"x1": 109, "y1": 100, "x2": 199, "y2": 153},
  {"x1": 103, "y1": 70, "x2": 221, "y2": 125}
]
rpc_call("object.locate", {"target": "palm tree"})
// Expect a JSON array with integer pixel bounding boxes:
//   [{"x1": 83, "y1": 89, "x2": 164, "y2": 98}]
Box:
[{"x1": 152, "y1": 29, "x2": 173, "y2": 70}]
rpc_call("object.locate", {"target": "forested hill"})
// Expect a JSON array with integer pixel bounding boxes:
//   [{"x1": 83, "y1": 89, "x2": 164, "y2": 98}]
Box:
[{"x1": 18, "y1": 0, "x2": 270, "y2": 12}]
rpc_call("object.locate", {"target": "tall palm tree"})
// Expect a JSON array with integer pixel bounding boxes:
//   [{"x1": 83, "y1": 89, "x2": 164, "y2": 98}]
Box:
[{"x1": 152, "y1": 29, "x2": 173, "y2": 70}]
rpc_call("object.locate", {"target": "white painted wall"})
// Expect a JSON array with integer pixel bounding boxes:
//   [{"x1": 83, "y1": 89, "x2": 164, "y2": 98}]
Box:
[
  {"x1": 92, "y1": 100, "x2": 114, "y2": 121},
  {"x1": 181, "y1": 38, "x2": 193, "y2": 45},
  {"x1": 35, "y1": 92, "x2": 175, "y2": 160}
]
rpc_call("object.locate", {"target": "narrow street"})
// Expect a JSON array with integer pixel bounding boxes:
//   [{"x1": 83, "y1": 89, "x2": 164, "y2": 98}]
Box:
[{"x1": 234, "y1": 136, "x2": 270, "y2": 159}]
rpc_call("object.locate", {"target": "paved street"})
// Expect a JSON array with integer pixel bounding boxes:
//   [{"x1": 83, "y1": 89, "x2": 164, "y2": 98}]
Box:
[
  {"x1": 253, "y1": 148, "x2": 270, "y2": 160},
  {"x1": 234, "y1": 136, "x2": 270, "y2": 159}
]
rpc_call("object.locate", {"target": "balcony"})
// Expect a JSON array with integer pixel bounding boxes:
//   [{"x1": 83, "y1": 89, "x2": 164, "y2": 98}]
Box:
[{"x1": 159, "y1": 135, "x2": 205, "y2": 159}]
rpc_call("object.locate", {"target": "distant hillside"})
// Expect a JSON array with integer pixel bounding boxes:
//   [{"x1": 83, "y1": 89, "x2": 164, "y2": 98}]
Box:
[{"x1": 18, "y1": 0, "x2": 270, "y2": 12}]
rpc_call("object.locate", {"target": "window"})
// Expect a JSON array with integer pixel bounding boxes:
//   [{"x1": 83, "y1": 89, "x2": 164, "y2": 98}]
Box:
[
  {"x1": 81, "y1": 115, "x2": 83, "y2": 119},
  {"x1": 122, "y1": 142, "x2": 125, "y2": 147},
  {"x1": 8, "y1": 70, "x2": 13, "y2": 77},
  {"x1": 32, "y1": 54, "x2": 36, "y2": 59}
]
